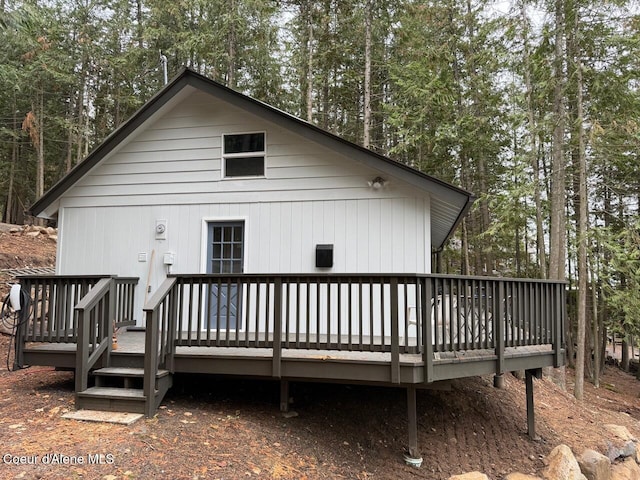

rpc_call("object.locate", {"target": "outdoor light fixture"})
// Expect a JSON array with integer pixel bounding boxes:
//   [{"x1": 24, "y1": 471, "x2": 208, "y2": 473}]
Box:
[{"x1": 368, "y1": 176, "x2": 387, "y2": 189}]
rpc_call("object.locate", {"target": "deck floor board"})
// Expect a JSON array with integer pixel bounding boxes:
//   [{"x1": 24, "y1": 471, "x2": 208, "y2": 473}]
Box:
[{"x1": 24, "y1": 330, "x2": 555, "y2": 370}]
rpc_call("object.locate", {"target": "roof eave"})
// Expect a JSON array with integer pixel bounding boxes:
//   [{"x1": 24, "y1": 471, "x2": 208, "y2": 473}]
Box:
[{"x1": 433, "y1": 193, "x2": 477, "y2": 252}]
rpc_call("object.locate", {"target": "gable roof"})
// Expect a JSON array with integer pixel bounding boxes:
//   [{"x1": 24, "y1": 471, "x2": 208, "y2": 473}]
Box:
[{"x1": 29, "y1": 67, "x2": 474, "y2": 251}]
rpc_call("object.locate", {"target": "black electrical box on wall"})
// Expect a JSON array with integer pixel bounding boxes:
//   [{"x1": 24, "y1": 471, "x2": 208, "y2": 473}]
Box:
[{"x1": 315, "y1": 244, "x2": 333, "y2": 268}]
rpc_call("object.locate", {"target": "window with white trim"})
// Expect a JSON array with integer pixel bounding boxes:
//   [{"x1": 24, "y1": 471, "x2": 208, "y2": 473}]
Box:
[{"x1": 223, "y1": 132, "x2": 265, "y2": 178}]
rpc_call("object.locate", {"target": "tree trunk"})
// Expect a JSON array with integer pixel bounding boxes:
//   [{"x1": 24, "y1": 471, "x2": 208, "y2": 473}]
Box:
[
  {"x1": 306, "y1": 4, "x2": 314, "y2": 123},
  {"x1": 591, "y1": 253, "x2": 600, "y2": 388},
  {"x1": 546, "y1": 0, "x2": 568, "y2": 387},
  {"x1": 622, "y1": 337, "x2": 629, "y2": 372},
  {"x1": 573, "y1": 13, "x2": 587, "y2": 401},
  {"x1": 521, "y1": 4, "x2": 547, "y2": 278},
  {"x1": 363, "y1": 0, "x2": 372, "y2": 148},
  {"x1": 549, "y1": 0, "x2": 566, "y2": 282},
  {"x1": 36, "y1": 93, "x2": 45, "y2": 200},
  {"x1": 227, "y1": 0, "x2": 236, "y2": 89},
  {"x1": 5, "y1": 100, "x2": 18, "y2": 224},
  {"x1": 136, "y1": 0, "x2": 144, "y2": 49}
]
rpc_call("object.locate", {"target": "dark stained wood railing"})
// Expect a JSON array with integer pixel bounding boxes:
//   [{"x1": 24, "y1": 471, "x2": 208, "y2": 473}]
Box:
[
  {"x1": 143, "y1": 273, "x2": 566, "y2": 386},
  {"x1": 14, "y1": 275, "x2": 139, "y2": 370},
  {"x1": 17, "y1": 275, "x2": 107, "y2": 343},
  {"x1": 75, "y1": 277, "x2": 115, "y2": 392},
  {"x1": 167, "y1": 274, "x2": 423, "y2": 353},
  {"x1": 114, "y1": 277, "x2": 139, "y2": 327},
  {"x1": 17, "y1": 275, "x2": 139, "y2": 343},
  {"x1": 143, "y1": 277, "x2": 177, "y2": 417}
]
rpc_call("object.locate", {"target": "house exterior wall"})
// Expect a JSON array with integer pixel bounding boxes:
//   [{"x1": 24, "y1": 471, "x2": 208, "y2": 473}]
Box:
[{"x1": 56, "y1": 88, "x2": 432, "y2": 325}]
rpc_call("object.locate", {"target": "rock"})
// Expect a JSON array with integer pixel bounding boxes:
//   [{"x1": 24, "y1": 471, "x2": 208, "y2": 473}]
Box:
[
  {"x1": 505, "y1": 474, "x2": 543, "y2": 480},
  {"x1": 542, "y1": 445, "x2": 587, "y2": 480},
  {"x1": 448, "y1": 472, "x2": 490, "y2": 480},
  {"x1": 46, "y1": 227, "x2": 55, "y2": 235},
  {"x1": 611, "y1": 458, "x2": 640, "y2": 480},
  {"x1": 606, "y1": 425, "x2": 637, "y2": 443},
  {"x1": 9, "y1": 227, "x2": 20, "y2": 234},
  {"x1": 578, "y1": 449, "x2": 611, "y2": 480},
  {"x1": 608, "y1": 442, "x2": 637, "y2": 462},
  {"x1": 25, "y1": 231, "x2": 40, "y2": 237},
  {"x1": 38, "y1": 226, "x2": 48, "y2": 234},
  {"x1": 48, "y1": 235, "x2": 58, "y2": 242}
]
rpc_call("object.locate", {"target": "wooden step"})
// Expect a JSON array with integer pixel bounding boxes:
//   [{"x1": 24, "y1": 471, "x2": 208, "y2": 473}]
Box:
[
  {"x1": 91, "y1": 367, "x2": 170, "y2": 378},
  {"x1": 79, "y1": 386, "x2": 146, "y2": 399},
  {"x1": 77, "y1": 367, "x2": 173, "y2": 416},
  {"x1": 76, "y1": 387, "x2": 147, "y2": 414}
]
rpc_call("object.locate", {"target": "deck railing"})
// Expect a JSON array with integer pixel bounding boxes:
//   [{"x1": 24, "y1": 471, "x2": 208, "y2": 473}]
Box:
[
  {"x1": 16, "y1": 275, "x2": 139, "y2": 343},
  {"x1": 143, "y1": 273, "x2": 566, "y2": 385},
  {"x1": 75, "y1": 277, "x2": 115, "y2": 392},
  {"x1": 143, "y1": 277, "x2": 178, "y2": 416},
  {"x1": 14, "y1": 275, "x2": 139, "y2": 370},
  {"x1": 114, "y1": 277, "x2": 139, "y2": 327},
  {"x1": 17, "y1": 275, "x2": 107, "y2": 343}
]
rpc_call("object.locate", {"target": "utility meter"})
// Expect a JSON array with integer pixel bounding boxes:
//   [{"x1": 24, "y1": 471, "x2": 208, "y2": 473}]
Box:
[{"x1": 155, "y1": 219, "x2": 167, "y2": 240}]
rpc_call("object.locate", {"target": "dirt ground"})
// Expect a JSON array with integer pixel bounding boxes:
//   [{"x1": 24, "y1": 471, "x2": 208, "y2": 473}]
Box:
[
  {"x1": 1, "y1": 349, "x2": 640, "y2": 480},
  {"x1": 2, "y1": 224, "x2": 640, "y2": 479},
  {"x1": 0, "y1": 226, "x2": 56, "y2": 297}
]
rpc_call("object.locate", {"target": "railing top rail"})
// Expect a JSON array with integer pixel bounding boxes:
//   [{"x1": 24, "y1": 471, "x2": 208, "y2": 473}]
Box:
[
  {"x1": 17, "y1": 274, "x2": 113, "y2": 280},
  {"x1": 143, "y1": 277, "x2": 177, "y2": 311},
  {"x1": 114, "y1": 277, "x2": 140, "y2": 283},
  {"x1": 423, "y1": 273, "x2": 569, "y2": 285},
  {"x1": 75, "y1": 277, "x2": 113, "y2": 312},
  {"x1": 168, "y1": 272, "x2": 567, "y2": 285}
]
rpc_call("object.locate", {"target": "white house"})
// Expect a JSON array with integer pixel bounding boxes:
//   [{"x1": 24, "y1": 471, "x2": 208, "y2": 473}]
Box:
[
  {"x1": 29, "y1": 68, "x2": 474, "y2": 330},
  {"x1": 20, "y1": 69, "x2": 563, "y2": 454}
]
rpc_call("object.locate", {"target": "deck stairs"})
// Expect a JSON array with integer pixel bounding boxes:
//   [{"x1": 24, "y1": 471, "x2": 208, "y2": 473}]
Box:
[{"x1": 76, "y1": 365, "x2": 172, "y2": 415}]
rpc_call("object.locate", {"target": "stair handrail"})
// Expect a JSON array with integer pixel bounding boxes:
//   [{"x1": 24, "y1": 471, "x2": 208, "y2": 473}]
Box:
[
  {"x1": 75, "y1": 277, "x2": 115, "y2": 393},
  {"x1": 143, "y1": 277, "x2": 177, "y2": 417}
]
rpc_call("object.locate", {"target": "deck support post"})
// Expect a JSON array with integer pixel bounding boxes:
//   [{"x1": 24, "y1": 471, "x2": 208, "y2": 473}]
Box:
[
  {"x1": 493, "y1": 373, "x2": 504, "y2": 389},
  {"x1": 405, "y1": 385, "x2": 422, "y2": 464},
  {"x1": 280, "y1": 380, "x2": 289, "y2": 413},
  {"x1": 525, "y1": 368, "x2": 542, "y2": 439}
]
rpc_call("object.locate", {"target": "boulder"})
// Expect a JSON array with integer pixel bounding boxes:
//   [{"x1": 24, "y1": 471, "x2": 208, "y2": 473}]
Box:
[
  {"x1": 448, "y1": 472, "x2": 490, "y2": 480},
  {"x1": 611, "y1": 458, "x2": 640, "y2": 480},
  {"x1": 542, "y1": 445, "x2": 587, "y2": 480},
  {"x1": 25, "y1": 231, "x2": 40, "y2": 237},
  {"x1": 608, "y1": 441, "x2": 637, "y2": 462},
  {"x1": 9, "y1": 227, "x2": 20, "y2": 234},
  {"x1": 606, "y1": 425, "x2": 637, "y2": 443},
  {"x1": 48, "y1": 235, "x2": 58, "y2": 242},
  {"x1": 578, "y1": 449, "x2": 611, "y2": 480},
  {"x1": 505, "y1": 474, "x2": 543, "y2": 480}
]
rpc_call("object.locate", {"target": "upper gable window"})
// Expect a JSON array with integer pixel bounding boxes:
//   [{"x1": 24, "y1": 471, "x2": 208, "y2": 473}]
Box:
[{"x1": 223, "y1": 132, "x2": 265, "y2": 178}]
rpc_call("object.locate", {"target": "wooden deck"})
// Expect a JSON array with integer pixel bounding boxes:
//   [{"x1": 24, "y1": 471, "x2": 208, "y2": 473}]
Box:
[
  {"x1": 14, "y1": 273, "x2": 566, "y2": 461},
  {"x1": 23, "y1": 329, "x2": 558, "y2": 384}
]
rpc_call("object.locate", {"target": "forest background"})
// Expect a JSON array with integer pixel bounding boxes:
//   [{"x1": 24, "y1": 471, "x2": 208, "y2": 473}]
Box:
[{"x1": 1, "y1": 0, "x2": 639, "y2": 399}]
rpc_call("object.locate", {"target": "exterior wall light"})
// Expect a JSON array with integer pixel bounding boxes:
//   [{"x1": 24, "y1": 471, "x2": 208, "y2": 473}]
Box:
[{"x1": 368, "y1": 176, "x2": 386, "y2": 189}]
